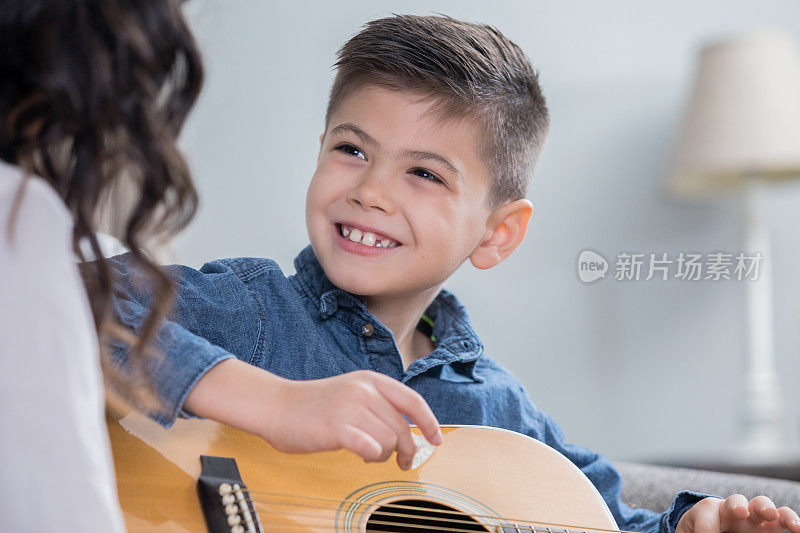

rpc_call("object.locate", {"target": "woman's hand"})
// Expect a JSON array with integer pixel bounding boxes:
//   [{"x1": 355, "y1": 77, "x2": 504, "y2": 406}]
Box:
[
  {"x1": 676, "y1": 494, "x2": 800, "y2": 533},
  {"x1": 183, "y1": 359, "x2": 442, "y2": 470}
]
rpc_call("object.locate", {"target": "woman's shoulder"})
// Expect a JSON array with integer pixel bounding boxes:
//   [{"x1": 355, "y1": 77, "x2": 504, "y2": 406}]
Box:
[
  {"x1": 0, "y1": 160, "x2": 72, "y2": 253},
  {"x1": 0, "y1": 160, "x2": 70, "y2": 217}
]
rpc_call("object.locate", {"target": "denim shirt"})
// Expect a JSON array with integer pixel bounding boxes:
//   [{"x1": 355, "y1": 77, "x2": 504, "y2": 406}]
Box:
[{"x1": 107, "y1": 244, "x2": 707, "y2": 533}]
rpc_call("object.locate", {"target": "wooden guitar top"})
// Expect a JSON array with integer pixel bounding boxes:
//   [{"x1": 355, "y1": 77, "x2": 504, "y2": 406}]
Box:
[{"x1": 107, "y1": 401, "x2": 618, "y2": 532}]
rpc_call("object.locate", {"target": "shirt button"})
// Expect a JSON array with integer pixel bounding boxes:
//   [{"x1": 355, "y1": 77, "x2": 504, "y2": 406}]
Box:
[{"x1": 361, "y1": 323, "x2": 375, "y2": 336}]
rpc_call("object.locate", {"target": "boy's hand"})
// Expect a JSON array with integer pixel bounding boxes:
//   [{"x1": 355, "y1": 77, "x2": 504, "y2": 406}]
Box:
[
  {"x1": 677, "y1": 495, "x2": 800, "y2": 533},
  {"x1": 184, "y1": 360, "x2": 443, "y2": 471},
  {"x1": 264, "y1": 370, "x2": 443, "y2": 470}
]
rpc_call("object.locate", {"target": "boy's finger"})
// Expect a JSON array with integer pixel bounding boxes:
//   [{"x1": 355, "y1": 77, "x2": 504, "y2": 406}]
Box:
[
  {"x1": 720, "y1": 494, "x2": 749, "y2": 528},
  {"x1": 351, "y1": 410, "x2": 399, "y2": 463},
  {"x1": 368, "y1": 396, "x2": 416, "y2": 470},
  {"x1": 749, "y1": 496, "x2": 779, "y2": 524},
  {"x1": 337, "y1": 424, "x2": 383, "y2": 463},
  {"x1": 777, "y1": 506, "x2": 800, "y2": 533},
  {"x1": 690, "y1": 499, "x2": 722, "y2": 533},
  {"x1": 374, "y1": 374, "x2": 443, "y2": 445}
]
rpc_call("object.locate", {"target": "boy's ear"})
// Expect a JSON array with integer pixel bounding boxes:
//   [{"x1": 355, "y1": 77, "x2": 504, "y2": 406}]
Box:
[{"x1": 469, "y1": 199, "x2": 533, "y2": 270}]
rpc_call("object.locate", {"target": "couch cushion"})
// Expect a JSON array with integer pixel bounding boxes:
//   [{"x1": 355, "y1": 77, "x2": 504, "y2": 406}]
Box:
[{"x1": 617, "y1": 461, "x2": 800, "y2": 513}]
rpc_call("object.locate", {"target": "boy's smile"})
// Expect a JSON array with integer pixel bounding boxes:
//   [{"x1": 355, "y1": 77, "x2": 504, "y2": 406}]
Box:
[{"x1": 305, "y1": 85, "x2": 495, "y2": 299}]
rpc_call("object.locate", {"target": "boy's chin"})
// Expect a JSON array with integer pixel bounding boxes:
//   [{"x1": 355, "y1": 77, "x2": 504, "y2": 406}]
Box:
[
  {"x1": 327, "y1": 273, "x2": 382, "y2": 296},
  {"x1": 325, "y1": 270, "x2": 403, "y2": 298}
]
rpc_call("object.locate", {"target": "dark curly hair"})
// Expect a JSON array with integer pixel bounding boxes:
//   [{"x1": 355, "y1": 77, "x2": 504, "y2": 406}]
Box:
[{"x1": 0, "y1": 0, "x2": 203, "y2": 407}]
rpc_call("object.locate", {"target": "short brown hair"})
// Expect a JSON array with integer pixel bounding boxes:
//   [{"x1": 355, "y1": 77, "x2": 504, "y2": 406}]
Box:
[{"x1": 325, "y1": 14, "x2": 549, "y2": 207}]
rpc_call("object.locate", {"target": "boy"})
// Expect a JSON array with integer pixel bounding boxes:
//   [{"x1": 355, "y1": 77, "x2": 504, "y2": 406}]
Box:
[{"x1": 108, "y1": 14, "x2": 799, "y2": 533}]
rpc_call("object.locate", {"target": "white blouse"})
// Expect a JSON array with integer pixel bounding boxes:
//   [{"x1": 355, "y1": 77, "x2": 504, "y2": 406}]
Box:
[{"x1": 0, "y1": 161, "x2": 125, "y2": 532}]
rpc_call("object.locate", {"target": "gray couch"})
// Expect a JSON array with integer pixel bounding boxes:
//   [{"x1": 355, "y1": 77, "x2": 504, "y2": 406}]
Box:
[{"x1": 618, "y1": 461, "x2": 800, "y2": 512}]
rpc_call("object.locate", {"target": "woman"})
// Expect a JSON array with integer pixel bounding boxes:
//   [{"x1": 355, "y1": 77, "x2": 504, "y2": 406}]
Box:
[
  {"x1": 0, "y1": 2, "x2": 441, "y2": 530},
  {"x1": 0, "y1": 1, "x2": 202, "y2": 530}
]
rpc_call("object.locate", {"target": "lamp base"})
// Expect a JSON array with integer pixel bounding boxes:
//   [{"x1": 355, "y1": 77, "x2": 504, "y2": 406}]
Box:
[{"x1": 735, "y1": 179, "x2": 799, "y2": 465}]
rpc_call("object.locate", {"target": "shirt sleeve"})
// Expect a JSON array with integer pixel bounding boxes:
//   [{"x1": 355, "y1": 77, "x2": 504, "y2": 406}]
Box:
[
  {"x1": 516, "y1": 385, "x2": 711, "y2": 533},
  {"x1": 102, "y1": 252, "x2": 264, "y2": 427}
]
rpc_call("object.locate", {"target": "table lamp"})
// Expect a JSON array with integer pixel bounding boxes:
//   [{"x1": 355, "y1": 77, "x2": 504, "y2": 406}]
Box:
[{"x1": 668, "y1": 29, "x2": 800, "y2": 462}]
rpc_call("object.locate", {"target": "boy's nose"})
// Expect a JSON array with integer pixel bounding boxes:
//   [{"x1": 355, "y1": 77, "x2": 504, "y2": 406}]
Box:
[{"x1": 346, "y1": 170, "x2": 396, "y2": 214}]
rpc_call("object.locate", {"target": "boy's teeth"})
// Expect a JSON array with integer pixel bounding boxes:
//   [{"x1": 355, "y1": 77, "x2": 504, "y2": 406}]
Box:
[
  {"x1": 341, "y1": 224, "x2": 398, "y2": 248},
  {"x1": 348, "y1": 228, "x2": 362, "y2": 242},
  {"x1": 361, "y1": 233, "x2": 376, "y2": 247}
]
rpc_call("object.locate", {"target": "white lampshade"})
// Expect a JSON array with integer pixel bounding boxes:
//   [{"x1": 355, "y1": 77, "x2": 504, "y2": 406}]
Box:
[{"x1": 668, "y1": 29, "x2": 800, "y2": 197}]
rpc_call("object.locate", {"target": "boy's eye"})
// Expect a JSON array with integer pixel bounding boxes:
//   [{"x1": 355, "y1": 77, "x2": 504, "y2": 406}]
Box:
[
  {"x1": 335, "y1": 143, "x2": 366, "y2": 161},
  {"x1": 410, "y1": 168, "x2": 444, "y2": 185}
]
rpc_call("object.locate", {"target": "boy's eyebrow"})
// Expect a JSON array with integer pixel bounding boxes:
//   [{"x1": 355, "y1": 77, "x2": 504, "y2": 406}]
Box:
[
  {"x1": 330, "y1": 123, "x2": 380, "y2": 148},
  {"x1": 329, "y1": 123, "x2": 462, "y2": 178},
  {"x1": 401, "y1": 149, "x2": 462, "y2": 178}
]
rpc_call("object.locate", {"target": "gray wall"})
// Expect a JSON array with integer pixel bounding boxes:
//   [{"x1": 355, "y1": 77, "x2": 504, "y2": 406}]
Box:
[{"x1": 177, "y1": 0, "x2": 800, "y2": 462}]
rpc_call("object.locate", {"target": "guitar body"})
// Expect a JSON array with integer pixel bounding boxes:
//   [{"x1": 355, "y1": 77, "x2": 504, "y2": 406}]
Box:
[{"x1": 107, "y1": 401, "x2": 618, "y2": 532}]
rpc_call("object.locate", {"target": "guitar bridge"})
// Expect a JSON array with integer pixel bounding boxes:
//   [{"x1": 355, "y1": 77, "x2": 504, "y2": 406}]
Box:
[{"x1": 197, "y1": 455, "x2": 264, "y2": 533}]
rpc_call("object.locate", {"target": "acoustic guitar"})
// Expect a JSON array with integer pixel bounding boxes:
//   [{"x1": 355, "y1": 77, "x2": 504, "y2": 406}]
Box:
[{"x1": 107, "y1": 400, "x2": 620, "y2": 533}]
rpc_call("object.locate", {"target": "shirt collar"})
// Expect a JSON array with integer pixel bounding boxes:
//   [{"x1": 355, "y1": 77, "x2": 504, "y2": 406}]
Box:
[
  {"x1": 292, "y1": 244, "x2": 485, "y2": 371},
  {"x1": 292, "y1": 244, "x2": 367, "y2": 316}
]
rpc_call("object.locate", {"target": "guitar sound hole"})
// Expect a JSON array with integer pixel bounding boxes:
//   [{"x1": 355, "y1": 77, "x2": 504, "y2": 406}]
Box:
[{"x1": 366, "y1": 498, "x2": 490, "y2": 532}]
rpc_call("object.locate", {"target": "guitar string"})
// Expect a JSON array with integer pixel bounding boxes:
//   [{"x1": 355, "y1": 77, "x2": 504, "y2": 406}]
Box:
[
  {"x1": 241, "y1": 490, "x2": 635, "y2": 533},
  {"x1": 244, "y1": 504, "x2": 545, "y2": 533},
  {"x1": 221, "y1": 511, "x2": 522, "y2": 533},
  {"x1": 258, "y1": 511, "x2": 505, "y2": 532},
  {"x1": 228, "y1": 490, "x2": 637, "y2": 533},
  {"x1": 253, "y1": 497, "x2": 522, "y2": 527},
  {"x1": 249, "y1": 497, "x2": 530, "y2": 529},
  {"x1": 249, "y1": 498, "x2": 622, "y2": 533},
  {"x1": 250, "y1": 504, "x2": 565, "y2": 532}
]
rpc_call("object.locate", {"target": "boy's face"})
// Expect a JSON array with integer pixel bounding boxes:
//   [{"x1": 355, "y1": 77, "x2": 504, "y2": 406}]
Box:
[{"x1": 306, "y1": 85, "x2": 494, "y2": 299}]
